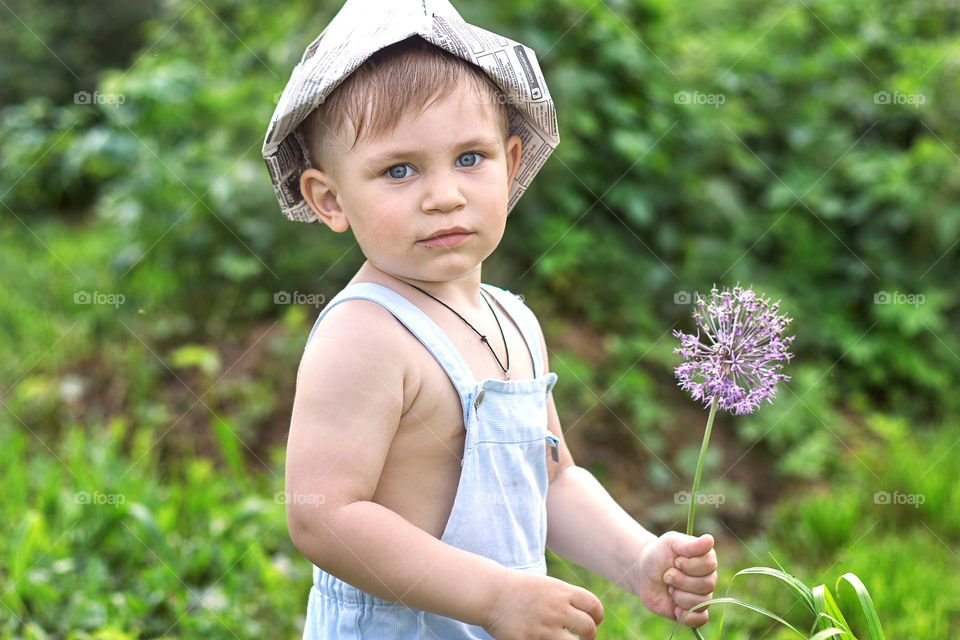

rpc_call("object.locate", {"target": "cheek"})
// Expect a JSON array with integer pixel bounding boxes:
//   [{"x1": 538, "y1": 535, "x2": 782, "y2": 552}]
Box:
[
  {"x1": 366, "y1": 203, "x2": 410, "y2": 244},
  {"x1": 486, "y1": 175, "x2": 511, "y2": 211},
  {"x1": 470, "y1": 165, "x2": 510, "y2": 199},
  {"x1": 344, "y1": 188, "x2": 401, "y2": 227}
]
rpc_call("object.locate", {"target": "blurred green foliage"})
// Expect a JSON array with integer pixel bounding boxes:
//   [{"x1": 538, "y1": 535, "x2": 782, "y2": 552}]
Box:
[
  {"x1": 0, "y1": 0, "x2": 160, "y2": 108},
  {"x1": 0, "y1": 421, "x2": 304, "y2": 639},
  {"x1": 4, "y1": 0, "x2": 958, "y2": 477}
]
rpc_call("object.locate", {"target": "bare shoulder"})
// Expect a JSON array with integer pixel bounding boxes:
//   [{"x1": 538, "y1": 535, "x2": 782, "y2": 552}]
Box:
[
  {"x1": 286, "y1": 298, "x2": 423, "y2": 509},
  {"x1": 297, "y1": 298, "x2": 419, "y2": 398}
]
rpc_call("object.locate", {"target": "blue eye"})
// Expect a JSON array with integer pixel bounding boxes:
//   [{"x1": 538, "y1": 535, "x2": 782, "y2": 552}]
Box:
[
  {"x1": 456, "y1": 152, "x2": 481, "y2": 167},
  {"x1": 386, "y1": 164, "x2": 412, "y2": 180}
]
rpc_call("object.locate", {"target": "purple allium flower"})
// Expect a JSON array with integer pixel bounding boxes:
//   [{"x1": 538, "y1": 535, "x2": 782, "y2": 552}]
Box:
[{"x1": 673, "y1": 284, "x2": 795, "y2": 415}]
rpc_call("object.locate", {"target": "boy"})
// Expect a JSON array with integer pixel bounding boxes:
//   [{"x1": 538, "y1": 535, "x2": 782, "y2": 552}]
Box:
[{"x1": 264, "y1": 1, "x2": 717, "y2": 638}]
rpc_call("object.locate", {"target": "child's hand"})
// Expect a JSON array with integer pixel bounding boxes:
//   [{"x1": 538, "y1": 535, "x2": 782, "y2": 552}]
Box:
[
  {"x1": 482, "y1": 569, "x2": 604, "y2": 640},
  {"x1": 629, "y1": 531, "x2": 717, "y2": 627}
]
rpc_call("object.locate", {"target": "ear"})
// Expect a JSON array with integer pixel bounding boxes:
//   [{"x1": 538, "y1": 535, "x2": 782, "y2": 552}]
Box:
[
  {"x1": 504, "y1": 134, "x2": 523, "y2": 187},
  {"x1": 300, "y1": 168, "x2": 350, "y2": 232}
]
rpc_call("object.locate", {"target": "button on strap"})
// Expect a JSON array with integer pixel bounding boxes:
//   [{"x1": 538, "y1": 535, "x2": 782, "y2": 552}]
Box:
[{"x1": 545, "y1": 434, "x2": 560, "y2": 462}]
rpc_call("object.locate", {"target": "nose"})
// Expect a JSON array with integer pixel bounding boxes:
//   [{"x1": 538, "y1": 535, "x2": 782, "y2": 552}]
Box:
[{"x1": 420, "y1": 168, "x2": 467, "y2": 213}]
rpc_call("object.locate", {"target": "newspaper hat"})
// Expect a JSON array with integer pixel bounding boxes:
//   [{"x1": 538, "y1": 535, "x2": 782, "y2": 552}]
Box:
[{"x1": 262, "y1": 0, "x2": 559, "y2": 223}]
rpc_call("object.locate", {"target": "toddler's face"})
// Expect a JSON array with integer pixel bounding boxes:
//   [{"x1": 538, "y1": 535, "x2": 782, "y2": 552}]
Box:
[{"x1": 309, "y1": 82, "x2": 521, "y2": 283}]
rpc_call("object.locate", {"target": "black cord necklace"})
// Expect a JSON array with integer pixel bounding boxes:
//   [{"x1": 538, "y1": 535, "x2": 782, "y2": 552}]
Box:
[{"x1": 405, "y1": 282, "x2": 510, "y2": 380}]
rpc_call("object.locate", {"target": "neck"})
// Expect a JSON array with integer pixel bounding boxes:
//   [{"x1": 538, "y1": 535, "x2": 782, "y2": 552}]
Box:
[{"x1": 363, "y1": 261, "x2": 486, "y2": 312}]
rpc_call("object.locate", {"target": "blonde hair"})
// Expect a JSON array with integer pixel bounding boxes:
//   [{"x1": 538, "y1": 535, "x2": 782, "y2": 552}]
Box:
[{"x1": 301, "y1": 36, "x2": 511, "y2": 171}]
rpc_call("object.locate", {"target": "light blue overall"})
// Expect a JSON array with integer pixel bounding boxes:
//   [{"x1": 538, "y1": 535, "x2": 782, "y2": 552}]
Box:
[{"x1": 299, "y1": 281, "x2": 559, "y2": 639}]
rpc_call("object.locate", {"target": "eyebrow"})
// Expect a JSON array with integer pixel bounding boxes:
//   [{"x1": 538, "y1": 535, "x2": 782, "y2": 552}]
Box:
[{"x1": 363, "y1": 136, "x2": 503, "y2": 168}]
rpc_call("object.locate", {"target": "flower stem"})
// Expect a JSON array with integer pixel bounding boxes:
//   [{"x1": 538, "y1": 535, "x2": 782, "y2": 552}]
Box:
[
  {"x1": 686, "y1": 397, "x2": 718, "y2": 536},
  {"x1": 682, "y1": 398, "x2": 718, "y2": 640}
]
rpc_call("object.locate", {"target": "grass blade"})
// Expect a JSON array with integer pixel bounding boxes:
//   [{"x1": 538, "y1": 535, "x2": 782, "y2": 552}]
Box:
[
  {"x1": 812, "y1": 584, "x2": 852, "y2": 639},
  {"x1": 668, "y1": 596, "x2": 805, "y2": 639},
  {"x1": 808, "y1": 628, "x2": 856, "y2": 640},
  {"x1": 810, "y1": 612, "x2": 855, "y2": 637},
  {"x1": 836, "y1": 573, "x2": 885, "y2": 640},
  {"x1": 731, "y1": 566, "x2": 816, "y2": 613}
]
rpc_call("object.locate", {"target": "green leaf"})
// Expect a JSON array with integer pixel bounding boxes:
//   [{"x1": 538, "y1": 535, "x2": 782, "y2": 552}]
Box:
[
  {"x1": 808, "y1": 628, "x2": 856, "y2": 640},
  {"x1": 812, "y1": 584, "x2": 852, "y2": 638},
  {"x1": 731, "y1": 565, "x2": 816, "y2": 613},
  {"x1": 836, "y1": 573, "x2": 886, "y2": 640},
  {"x1": 668, "y1": 596, "x2": 805, "y2": 640},
  {"x1": 811, "y1": 612, "x2": 856, "y2": 638}
]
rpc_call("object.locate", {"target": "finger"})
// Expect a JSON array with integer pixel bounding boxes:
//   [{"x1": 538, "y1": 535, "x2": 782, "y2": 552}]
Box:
[
  {"x1": 670, "y1": 532, "x2": 714, "y2": 558},
  {"x1": 673, "y1": 548, "x2": 718, "y2": 577},
  {"x1": 668, "y1": 586, "x2": 713, "y2": 612},
  {"x1": 675, "y1": 604, "x2": 710, "y2": 628},
  {"x1": 664, "y1": 569, "x2": 717, "y2": 595},
  {"x1": 563, "y1": 607, "x2": 598, "y2": 640},
  {"x1": 569, "y1": 588, "x2": 604, "y2": 626}
]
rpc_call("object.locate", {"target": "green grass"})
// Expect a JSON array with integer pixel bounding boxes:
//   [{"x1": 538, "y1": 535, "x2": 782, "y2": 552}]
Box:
[
  {"x1": 4, "y1": 415, "x2": 958, "y2": 638},
  {"x1": 0, "y1": 422, "x2": 305, "y2": 639}
]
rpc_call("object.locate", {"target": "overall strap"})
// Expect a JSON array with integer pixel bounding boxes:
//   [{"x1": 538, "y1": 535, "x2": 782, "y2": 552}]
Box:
[
  {"x1": 304, "y1": 282, "x2": 480, "y2": 425},
  {"x1": 480, "y1": 283, "x2": 545, "y2": 379}
]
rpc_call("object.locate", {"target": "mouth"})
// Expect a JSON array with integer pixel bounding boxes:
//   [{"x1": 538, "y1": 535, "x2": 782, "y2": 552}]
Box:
[
  {"x1": 418, "y1": 228, "x2": 473, "y2": 248},
  {"x1": 420, "y1": 226, "x2": 471, "y2": 242}
]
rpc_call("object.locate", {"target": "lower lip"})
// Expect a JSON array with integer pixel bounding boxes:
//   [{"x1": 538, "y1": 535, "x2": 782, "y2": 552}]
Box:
[{"x1": 419, "y1": 232, "x2": 472, "y2": 248}]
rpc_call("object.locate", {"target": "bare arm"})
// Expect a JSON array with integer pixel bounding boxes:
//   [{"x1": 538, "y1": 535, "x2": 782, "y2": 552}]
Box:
[
  {"x1": 292, "y1": 501, "x2": 508, "y2": 625},
  {"x1": 540, "y1": 379, "x2": 657, "y2": 589},
  {"x1": 546, "y1": 466, "x2": 657, "y2": 589},
  {"x1": 284, "y1": 301, "x2": 505, "y2": 627},
  {"x1": 531, "y1": 319, "x2": 657, "y2": 588}
]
